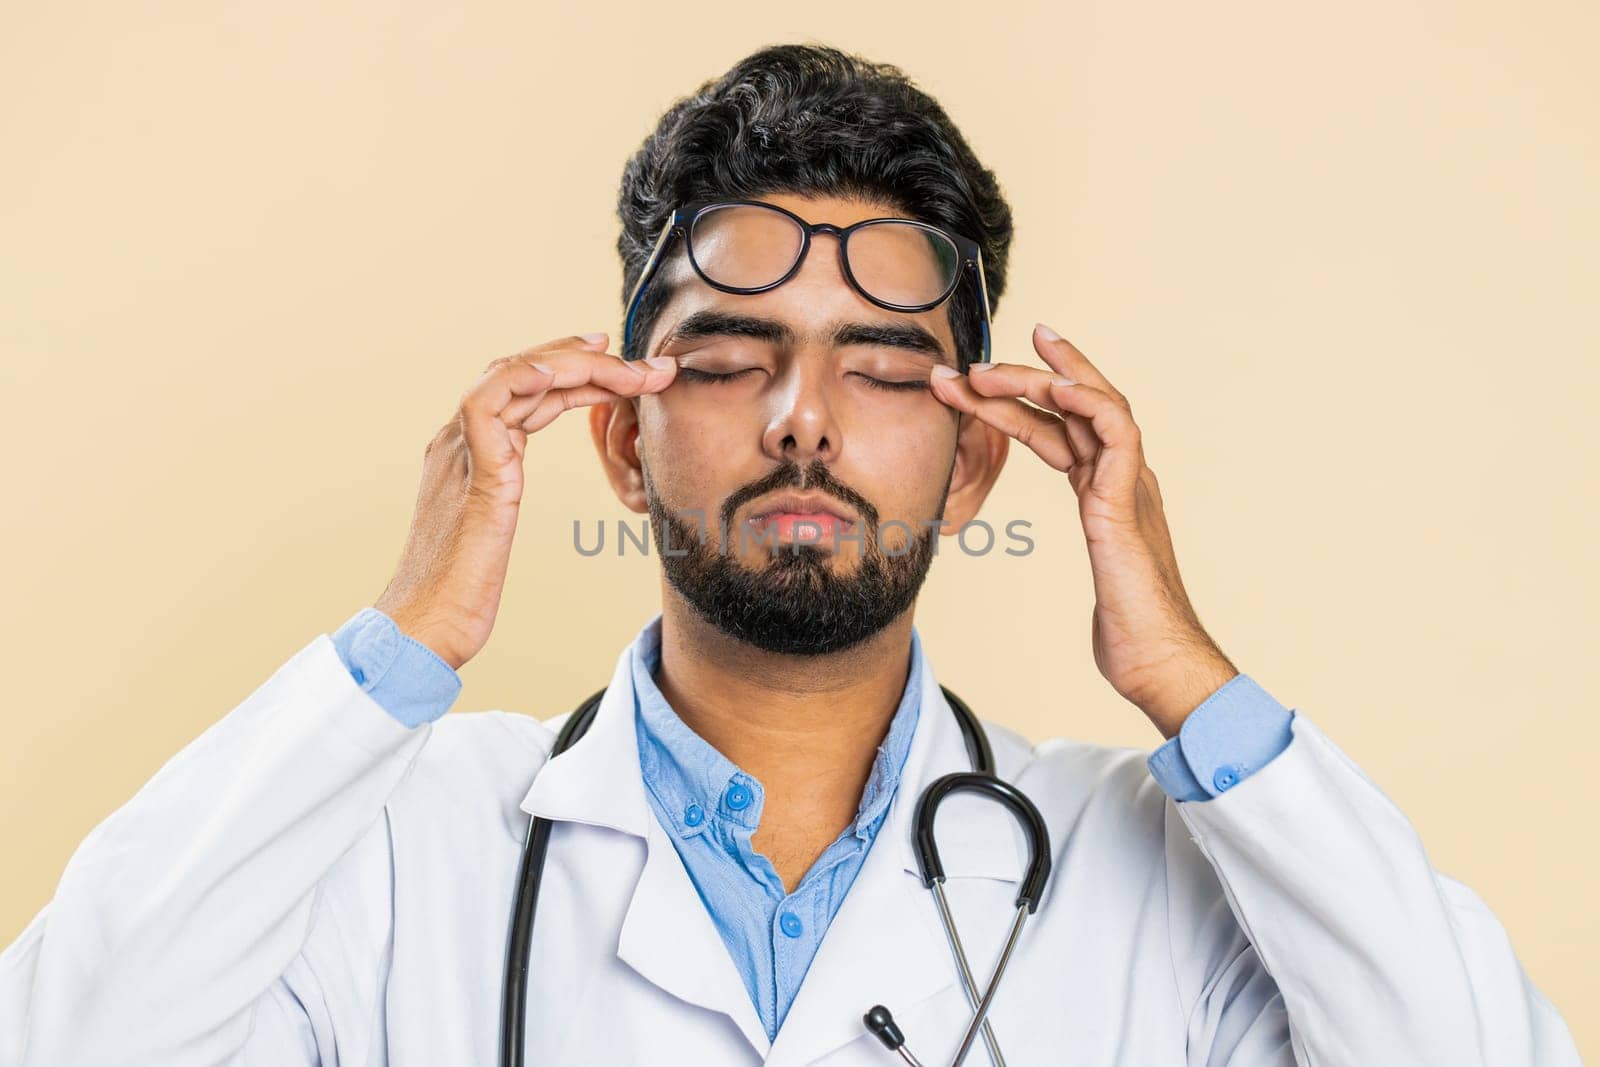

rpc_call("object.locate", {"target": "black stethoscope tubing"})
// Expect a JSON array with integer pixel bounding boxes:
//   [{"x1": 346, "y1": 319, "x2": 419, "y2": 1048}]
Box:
[{"x1": 500, "y1": 685, "x2": 1050, "y2": 1067}]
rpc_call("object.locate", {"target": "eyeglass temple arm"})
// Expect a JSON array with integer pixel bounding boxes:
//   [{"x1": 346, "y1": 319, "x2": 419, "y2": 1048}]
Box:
[
  {"x1": 971, "y1": 254, "x2": 994, "y2": 365},
  {"x1": 622, "y1": 215, "x2": 682, "y2": 359}
]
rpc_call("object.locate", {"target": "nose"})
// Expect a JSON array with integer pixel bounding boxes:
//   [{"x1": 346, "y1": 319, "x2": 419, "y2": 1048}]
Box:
[
  {"x1": 762, "y1": 354, "x2": 840, "y2": 468},
  {"x1": 757, "y1": 227, "x2": 860, "y2": 468}
]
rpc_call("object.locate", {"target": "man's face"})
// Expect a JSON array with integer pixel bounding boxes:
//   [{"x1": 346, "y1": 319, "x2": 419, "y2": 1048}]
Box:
[{"x1": 632, "y1": 192, "x2": 966, "y2": 656}]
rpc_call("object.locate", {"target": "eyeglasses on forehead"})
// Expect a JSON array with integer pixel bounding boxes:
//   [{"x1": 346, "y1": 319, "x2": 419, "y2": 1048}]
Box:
[{"x1": 621, "y1": 198, "x2": 993, "y2": 365}]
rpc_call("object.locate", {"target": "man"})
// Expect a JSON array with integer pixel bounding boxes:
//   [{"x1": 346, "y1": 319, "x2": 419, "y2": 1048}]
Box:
[{"x1": 0, "y1": 42, "x2": 1581, "y2": 1067}]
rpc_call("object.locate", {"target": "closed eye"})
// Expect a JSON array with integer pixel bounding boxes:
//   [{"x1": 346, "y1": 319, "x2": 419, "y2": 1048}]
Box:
[
  {"x1": 675, "y1": 366, "x2": 926, "y2": 392},
  {"x1": 852, "y1": 372, "x2": 928, "y2": 393},
  {"x1": 675, "y1": 366, "x2": 759, "y2": 384}
]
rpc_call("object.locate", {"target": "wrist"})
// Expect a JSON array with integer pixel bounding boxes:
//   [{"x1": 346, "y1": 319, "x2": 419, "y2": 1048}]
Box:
[
  {"x1": 1138, "y1": 649, "x2": 1239, "y2": 739},
  {"x1": 374, "y1": 597, "x2": 472, "y2": 671}
]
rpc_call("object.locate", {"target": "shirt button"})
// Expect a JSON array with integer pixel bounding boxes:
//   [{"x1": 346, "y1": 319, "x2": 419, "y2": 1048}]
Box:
[
  {"x1": 724, "y1": 783, "x2": 753, "y2": 811},
  {"x1": 1213, "y1": 764, "x2": 1243, "y2": 792},
  {"x1": 683, "y1": 803, "x2": 704, "y2": 827},
  {"x1": 779, "y1": 912, "x2": 804, "y2": 939}
]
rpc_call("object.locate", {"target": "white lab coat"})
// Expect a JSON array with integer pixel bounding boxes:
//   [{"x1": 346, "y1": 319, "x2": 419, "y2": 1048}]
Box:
[{"x1": 0, "y1": 623, "x2": 1582, "y2": 1066}]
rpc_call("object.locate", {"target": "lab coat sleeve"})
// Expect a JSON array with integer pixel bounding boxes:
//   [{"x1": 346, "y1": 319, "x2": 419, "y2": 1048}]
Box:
[
  {"x1": 0, "y1": 628, "x2": 433, "y2": 1067},
  {"x1": 1163, "y1": 712, "x2": 1583, "y2": 1067}
]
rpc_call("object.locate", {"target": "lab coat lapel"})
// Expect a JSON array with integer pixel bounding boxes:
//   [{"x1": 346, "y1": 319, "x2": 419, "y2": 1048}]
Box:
[
  {"x1": 616, "y1": 813, "x2": 772, "y2": 1055},
  {"x1": 766, "y1": 651, "x2": 1026, "y2": 1066},
  {"x1": 518, "y1": 638, "x2": 651, "y2": 837},
  {"x1": 517, "y1": 627, "x2": 771, "y2": 1057}
]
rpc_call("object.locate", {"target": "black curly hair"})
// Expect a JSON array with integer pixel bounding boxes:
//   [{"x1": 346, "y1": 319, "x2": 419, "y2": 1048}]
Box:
[{"x1": 615, "y1": 43, "x2": 1014, "y2": 371}]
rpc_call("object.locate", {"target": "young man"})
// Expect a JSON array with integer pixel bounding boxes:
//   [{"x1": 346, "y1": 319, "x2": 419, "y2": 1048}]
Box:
[{"x1": 0, "y1": 43, "x2": 1581, "y2": 1067}]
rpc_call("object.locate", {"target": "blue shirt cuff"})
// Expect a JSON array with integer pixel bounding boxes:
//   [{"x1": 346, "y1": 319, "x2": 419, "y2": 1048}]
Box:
[
  {"x1": 330, "y1": 606, "x2": 462, "y2": 728},
  {"x1": 1146, "y1": 673, "x2": 1295, "y2": 802}
]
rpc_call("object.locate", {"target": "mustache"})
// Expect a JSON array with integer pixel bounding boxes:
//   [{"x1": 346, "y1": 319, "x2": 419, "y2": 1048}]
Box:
[{"x1": 719, "y1": 459, "x2": 880, "y2": 535}]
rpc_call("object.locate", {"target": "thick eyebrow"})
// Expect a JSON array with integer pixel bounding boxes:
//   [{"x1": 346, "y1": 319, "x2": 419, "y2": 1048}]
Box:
[
  {"x1": 655, "y1": 309, "x2": 949, "y2": 362},
  {"x1": 830, "y1": 320, "x2": 947, "y2": 361},
  {"x1": 656, "y1": 309, "x2": 792, "y2": 353}
]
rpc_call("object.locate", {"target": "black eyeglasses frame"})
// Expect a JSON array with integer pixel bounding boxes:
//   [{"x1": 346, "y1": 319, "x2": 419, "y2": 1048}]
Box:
[{"x1": 621, "y1": 197, "x2": 993, "y2": 365}]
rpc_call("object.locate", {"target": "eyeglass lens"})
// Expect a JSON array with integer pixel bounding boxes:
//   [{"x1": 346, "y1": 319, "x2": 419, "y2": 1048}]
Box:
[{"x1": 687, "y1": 204, "x2": 961, "y2": 310}]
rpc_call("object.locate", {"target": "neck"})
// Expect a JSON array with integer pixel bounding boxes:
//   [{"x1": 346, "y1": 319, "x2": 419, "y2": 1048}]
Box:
[{"x1": 652, "y1": 583, "x2": 917, "y2": 890}]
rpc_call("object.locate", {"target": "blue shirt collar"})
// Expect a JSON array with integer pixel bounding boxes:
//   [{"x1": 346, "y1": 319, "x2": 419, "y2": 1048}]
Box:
[{"x1": 630, "y1": 614, "x2": 923, "y2": 843}]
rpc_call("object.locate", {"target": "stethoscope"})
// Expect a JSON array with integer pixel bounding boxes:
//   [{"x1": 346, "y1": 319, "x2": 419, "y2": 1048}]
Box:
[{"x1": 502, "y1": 684, "x2": 1052, "y2": 1067}]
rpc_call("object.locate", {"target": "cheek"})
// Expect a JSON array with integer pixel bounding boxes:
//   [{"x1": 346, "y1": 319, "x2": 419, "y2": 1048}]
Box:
[
  {"x1": 635, "y1": 397, "x2": 756, "y2": 502},
  {"x1": 850, "y1": 411, "x2": 957, "y2": 515}
]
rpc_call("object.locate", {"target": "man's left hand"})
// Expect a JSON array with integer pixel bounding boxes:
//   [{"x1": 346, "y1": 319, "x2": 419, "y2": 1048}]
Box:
[{"x1": 928, "y1": 323, "x2": 1237, "y2": 739}]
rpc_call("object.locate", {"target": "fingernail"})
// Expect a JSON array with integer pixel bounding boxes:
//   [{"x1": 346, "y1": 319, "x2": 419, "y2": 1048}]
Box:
[
  {"x1": 1035, "y1": 322, "x2": 1061, "y2": 341},
  {"x1": 580, "y1": 331, "x2": 609, "y2": 344},
  {"x1": 643, "y1": 355, "x2": 675, "y2": 372},
  {"x1": 969, "y1": 362, "x2": 997, "y2": 372},
  {"x1": 1051, "y1": 376, "x2": 1076, "y2": 387},
  {"x1": 930, "y1": 364, "x2": 960, "y2": 379},
  {"x1": 532, "y1": 362, "x2": 556, "y2": 375}
]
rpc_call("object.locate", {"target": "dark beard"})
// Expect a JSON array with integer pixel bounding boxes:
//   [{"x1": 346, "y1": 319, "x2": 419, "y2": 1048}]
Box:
[{"x1": 644, "y1": 457, "x2": 947, "y2": 656}]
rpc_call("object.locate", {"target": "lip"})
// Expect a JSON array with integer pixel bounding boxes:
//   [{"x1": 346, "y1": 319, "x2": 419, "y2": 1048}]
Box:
[{"x1": 746, "y1": 492, "x2": 857, "y2": 528}]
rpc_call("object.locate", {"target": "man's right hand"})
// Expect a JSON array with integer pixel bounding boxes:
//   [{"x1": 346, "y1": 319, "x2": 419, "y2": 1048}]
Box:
[{"x1": 374, "y1": 333, "x2": 676, "y2": 670}]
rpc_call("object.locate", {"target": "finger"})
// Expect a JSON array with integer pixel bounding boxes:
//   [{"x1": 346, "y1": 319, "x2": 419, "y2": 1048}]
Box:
[
  {"x1": 1031, "y1": 325, "x2": 1128, "y2": 407},
  {"x1": 1025, "y1": 327, "x2": 1117, "y2": 465},
  {"x1": 963, "y1": 358, "x2": 1099, "y2": 467},
  {"x1": 963, "y1": 362, "x2": 1076, "y2": 415},
  {"x1": 961, "y1": 360, "x2": 1103, "y2": 471},
  {"x1": 473, "y1": 337, "x2": 611, "y2": 388},
  {"x1": 481, "y1": 334, "x2": 613, "y2": 377},
  {"x1": 500, "y1": 377, "x2": 565, "y2": 428},
  {"x1": 531, "y1": 348, "x2": 677, "y2": 397},
  {"x1": 1037, "y1": 372, "x2": 1100, "y2": 468},
  {"x1": 1063, "y1": 410, "x2": 1100, "y2": 470},
  {"x1": 929, "y1": 370, "x2": 1076, "y2": 472},
  {"x1": 519, "y1": 384, "x2": 634, "y2": 435},
  {"x1": 537, "y1": 331, "x2": 612, "y2": 353},
  {"x1": 460, "y1": 361, "x2": 559, "y2": 462},
  {"x1": 1047, "y1": 379, "x2": 1144, "y2": 495}
]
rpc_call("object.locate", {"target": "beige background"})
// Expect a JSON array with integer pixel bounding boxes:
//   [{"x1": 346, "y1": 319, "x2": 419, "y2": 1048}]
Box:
[{"x1": 2, "y1": 0, "x2": 1595, "y2": 1056}]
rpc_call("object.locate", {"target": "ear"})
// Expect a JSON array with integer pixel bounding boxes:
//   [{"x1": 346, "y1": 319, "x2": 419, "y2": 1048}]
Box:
[
  {"x1": 937, "y1": 410, "x2": 1010, "y2": 533},
  {"x1": 589, "y1": 397, "x2": 649, "y2": 514}
]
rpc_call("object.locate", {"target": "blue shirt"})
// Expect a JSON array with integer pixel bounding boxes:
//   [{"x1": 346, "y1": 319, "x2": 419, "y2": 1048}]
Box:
[
  {"x1": 328, "y1": 606, "x2": 1295, "y2": 1030},
  {"x1": 629, "y1": 615, "x2": 920, "y2": 1038}
]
